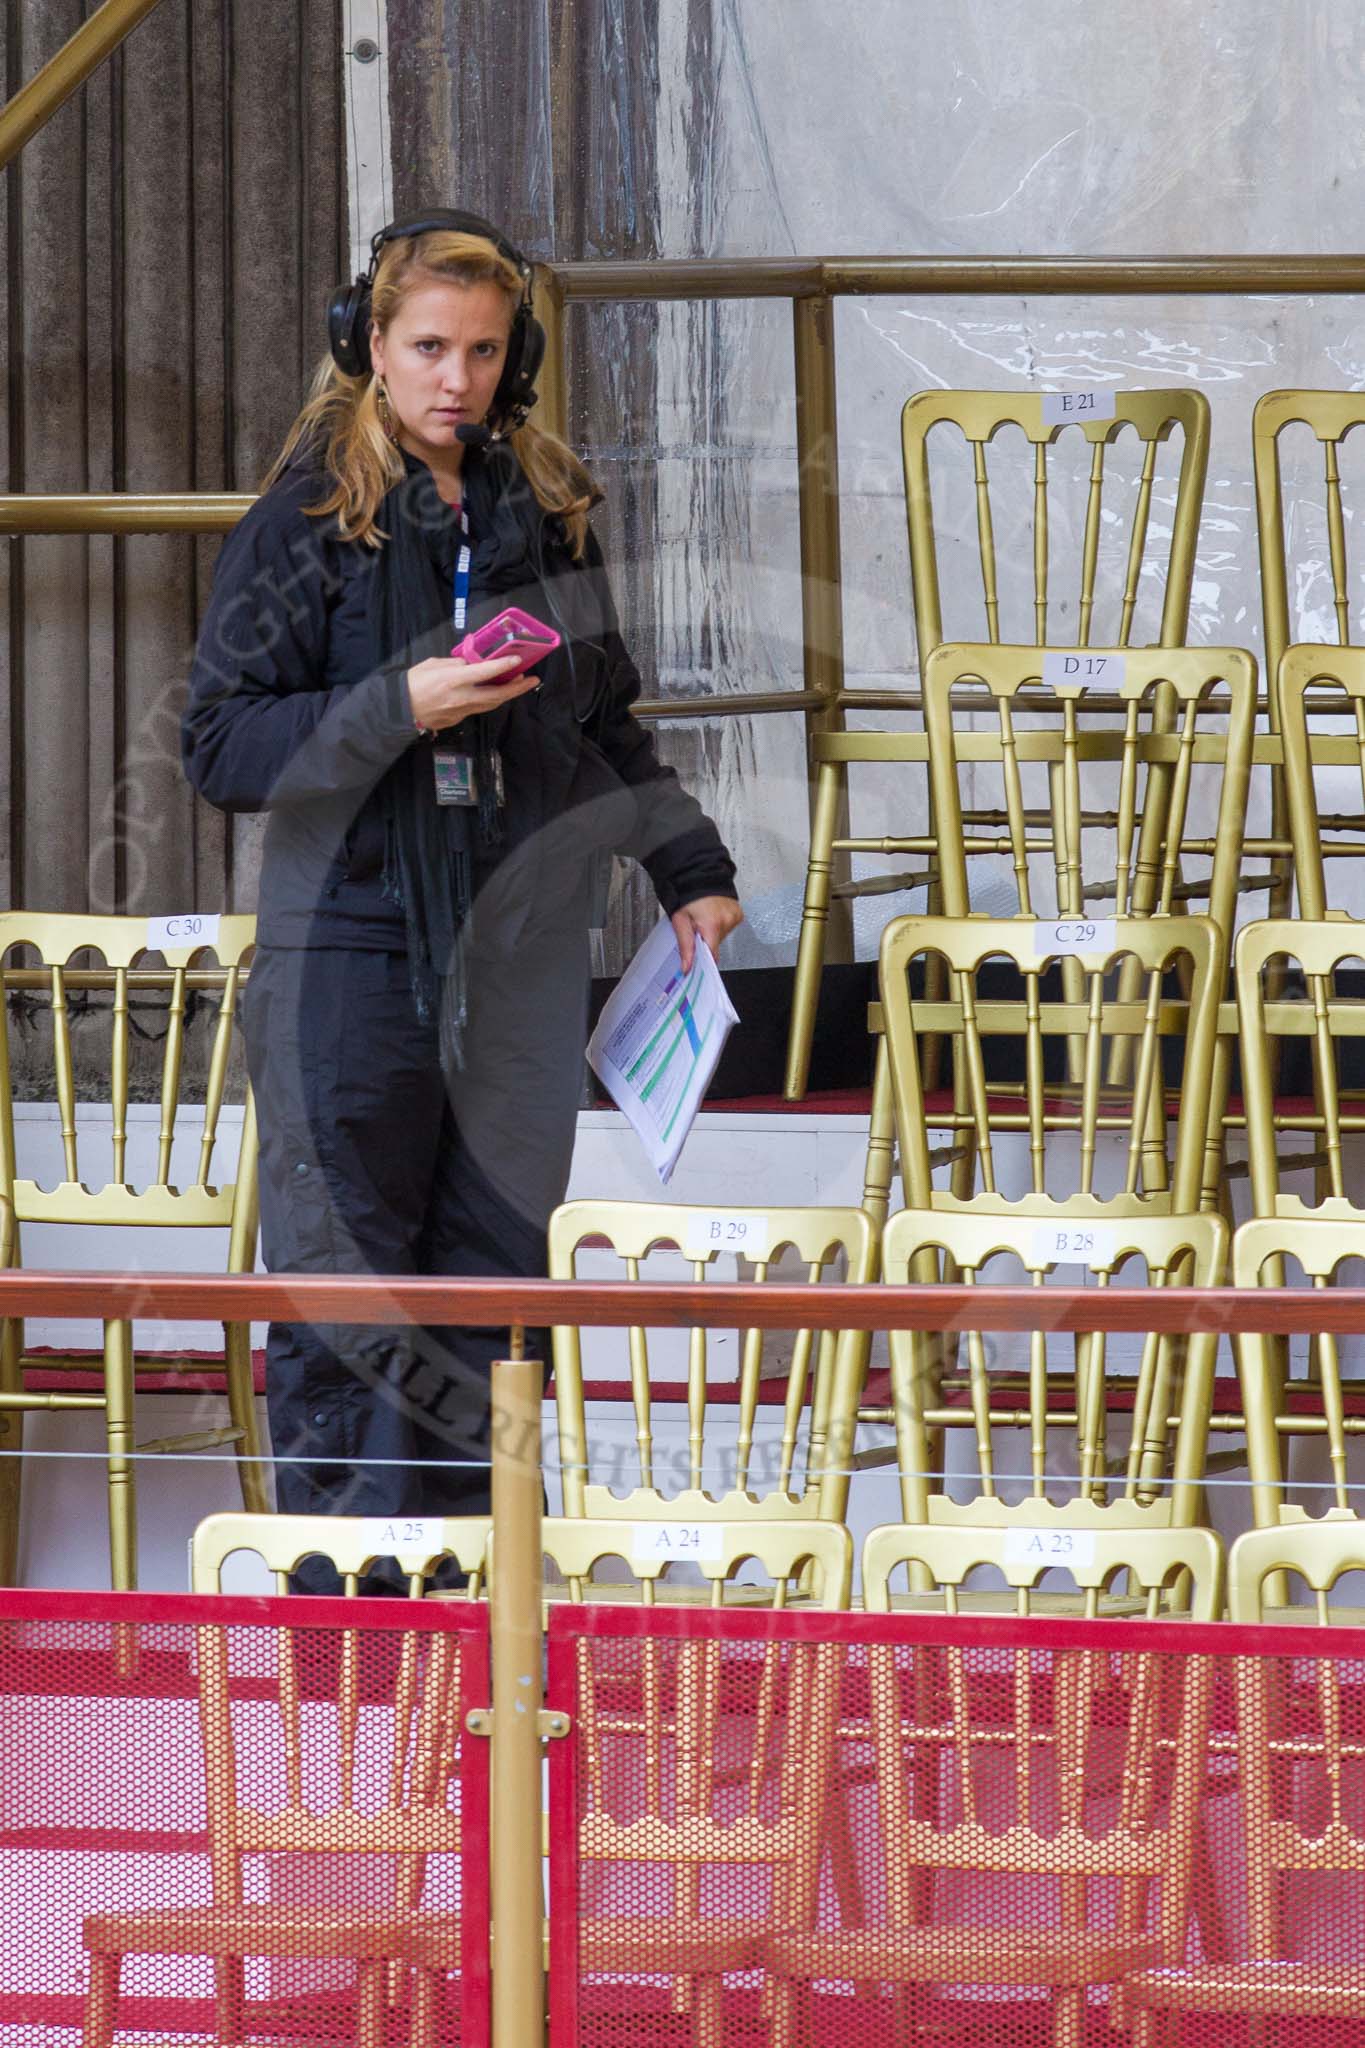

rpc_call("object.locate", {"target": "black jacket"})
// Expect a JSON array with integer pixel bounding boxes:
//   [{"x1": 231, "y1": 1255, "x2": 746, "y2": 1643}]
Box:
[{"x1": 182, "y1": 443, "x2": 737, "y2": 948}]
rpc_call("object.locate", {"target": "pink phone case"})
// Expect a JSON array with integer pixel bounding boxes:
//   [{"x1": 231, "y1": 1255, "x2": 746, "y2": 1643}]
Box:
[{"x1": 453, "y1": 606, "x2": 561, "y2": 681}]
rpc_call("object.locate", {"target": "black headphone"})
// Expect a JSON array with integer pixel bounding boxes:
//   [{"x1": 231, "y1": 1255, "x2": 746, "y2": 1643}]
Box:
[{"x1": 327, "y1": 208, "x2": 546, "y2": 430}]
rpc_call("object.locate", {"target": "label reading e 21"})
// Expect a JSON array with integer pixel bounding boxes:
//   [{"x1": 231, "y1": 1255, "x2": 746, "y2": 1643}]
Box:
[
  {"x1": 1041, "y1": 651, "x2": 1126, "y2": 690},
  {"x1": 1003, "y1": 1527, "x2": 1097, "y2": 1567},
  {"x1": 1032, "y1": 917, "x2": 1116, "y2": 961},
  {"x1": 1031, "y1": 1223, "x2": 1118, "y2": 1269},
  {"x1": 1041, "y1": 389, "x2": 1116, "y2": 426},
  {"x1": 682, "y1": 1212, "x2": 771, "y2": 1261},
  {"x1": 633, "y1": 1523, "x2": 725, "y2": 1564},
  {"x1": 146, "y1": 913, "x2": 220, "y2": 952},
  {"x1": 361, "y1": 1518, "x2": 446, "y2": 1553}
]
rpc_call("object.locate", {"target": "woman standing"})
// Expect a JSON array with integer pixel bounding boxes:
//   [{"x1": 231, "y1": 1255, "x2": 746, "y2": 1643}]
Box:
[{"x1": 183, "y1": 210, "x2": 741, "y2": 1553}]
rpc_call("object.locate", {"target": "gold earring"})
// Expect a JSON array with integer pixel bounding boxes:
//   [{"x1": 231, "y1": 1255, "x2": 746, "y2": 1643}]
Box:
[{"x1": 375, "y1": 376, "x2": 400, "y2": 445}]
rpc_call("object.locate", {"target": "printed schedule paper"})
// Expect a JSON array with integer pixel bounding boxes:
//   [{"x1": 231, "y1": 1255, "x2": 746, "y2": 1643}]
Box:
[{"x1": 587, "y1": 920, "x2": 739, "y2": 1185}]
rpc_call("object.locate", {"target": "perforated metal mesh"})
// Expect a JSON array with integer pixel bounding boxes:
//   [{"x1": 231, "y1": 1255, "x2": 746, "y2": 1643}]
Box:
[
  {"x1": 0, "y1": 1589, "x2": 489, "y2": 2046},
  {"x1": 546, "y1": 1607, "x2": 1365, "y2": 2048}
]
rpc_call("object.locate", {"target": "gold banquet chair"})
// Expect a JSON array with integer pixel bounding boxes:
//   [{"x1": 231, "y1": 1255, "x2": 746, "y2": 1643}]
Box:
[
  {"x1": 861, "y1": 1515, "x2": 1224, "y2": 1620},
  {"x1": 1278, "y1": 644, "x2": 1365, "y2": 920},
  {"x1": 408, "y1": 1518, "x2": 852, "y2": 2048},
  {"x1": 0, "y1": 912, "x2": 263, "y2": 1590},
  {"x1": 1231, "y1": 1210, "x2": 1365, "y2": 1532},
  {"x1": 785, "y1": 385, "x2": 1211, "y2": 1101},
  {"x1": 547, "y1": 1201, "x2": 876, "y2": 1527},
  {"x1": 190, "y1": 1508, "x2": 494, "y2": 1595},
  {"x1": 922, "y1": 644, "x2": 1256, "y2": 935},
  {"x1": 876, "y1": 914, "x2": 1224, "y2": 1219},
  {"x1": 767, "y1": 1588, "x2": 1214, "y2": 2047},
  {"x1": 1252, "y1": 391, "x2": 1365, "y2": 938},
  {"x1": 915, "y1": 642, "x2": 1257, "y2": 1217},
  {"x1": 1124, "y1": 1520, "x2": 1365, "y2": 2040},
  {"x1": 85, "y1": 1514, "x2": 495, "y2": 2048},
  {"x1": 1235, "y1": 916, "x2": 1365, "y2": 1219},
  {"x1": 875, "y1": 1205, "x2": 1228, "y2": 1533}
]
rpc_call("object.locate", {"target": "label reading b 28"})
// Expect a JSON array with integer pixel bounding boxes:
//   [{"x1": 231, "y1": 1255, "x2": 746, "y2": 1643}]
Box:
[{"x1": 1030, "y1": 1223, "x2": 1118, "y2": 1269}]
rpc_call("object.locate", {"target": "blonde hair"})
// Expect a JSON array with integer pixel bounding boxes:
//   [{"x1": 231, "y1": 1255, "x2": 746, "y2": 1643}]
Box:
[{"x1": 264, "y1": 229, "x2": 598, "y2": 556}]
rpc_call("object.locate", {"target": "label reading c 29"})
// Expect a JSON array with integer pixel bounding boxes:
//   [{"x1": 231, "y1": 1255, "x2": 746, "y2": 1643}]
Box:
[{"x1": 1031, "y1": 917, "x2": 1116, "y2": 961}]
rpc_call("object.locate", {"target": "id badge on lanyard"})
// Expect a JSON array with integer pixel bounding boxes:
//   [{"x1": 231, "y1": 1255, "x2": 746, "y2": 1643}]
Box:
[{"x1": 432, "y1": 502, "x2": 502, "y2": 808}]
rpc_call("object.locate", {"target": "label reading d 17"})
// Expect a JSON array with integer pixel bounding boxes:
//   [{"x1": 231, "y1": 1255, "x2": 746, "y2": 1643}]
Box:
[
  {"x1": 1041, "y1": 651, "x2": 1126, "y2": 690},
  {"x1": 632, "y1": 1524, "x2": 725, "y2": 1564},
  {"x1": 146, "y1": 913, "x2": 221, "y2": 952},
  {"x1": 1041, "y1": 388, "x2": 1116, "y2": 426},
  {"x1": 682, "y1": 1211, "x2": 771, "y2": 1261},
  {"x1": 1002, "y1": 1526, "x2": 1098, "y2": 1567}
]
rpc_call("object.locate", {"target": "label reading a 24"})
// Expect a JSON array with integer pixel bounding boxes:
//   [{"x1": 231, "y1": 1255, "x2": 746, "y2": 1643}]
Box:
[
  {"x1": 1040, "y1": 388, "x2": 1117, "y2": 426},
  {"x1": 632, "y1": 1523, "x2": 725, "y2": 1564}
]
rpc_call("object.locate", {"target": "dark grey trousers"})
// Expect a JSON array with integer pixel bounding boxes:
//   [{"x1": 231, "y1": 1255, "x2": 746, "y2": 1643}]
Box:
[{"x1": 241, "y1": 877, "x2": 590, "y2": 1543}]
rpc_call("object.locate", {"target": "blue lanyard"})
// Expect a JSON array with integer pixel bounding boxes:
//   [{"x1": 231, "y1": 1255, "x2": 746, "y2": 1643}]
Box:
[{"x1": 452, "y1": 502, "x2": 472, "y2": 634}]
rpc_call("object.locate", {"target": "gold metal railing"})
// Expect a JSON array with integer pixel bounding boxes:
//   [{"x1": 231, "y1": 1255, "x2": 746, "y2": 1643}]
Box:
[
  {"x1": 0, "y1": 0, "x2": 170, "y2": 170},
  {"x1": 7, "y1": 254, "x2": 1365, "y2": 735}
]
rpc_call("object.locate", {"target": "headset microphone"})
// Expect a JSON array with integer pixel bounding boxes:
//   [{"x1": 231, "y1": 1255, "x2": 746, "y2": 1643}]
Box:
[
  {"x1": 455, "y1": 423, "x2": 493, "y2": 447},
  {"x1": 327, "y1": 209, "x2": 545, "y2": 429}
]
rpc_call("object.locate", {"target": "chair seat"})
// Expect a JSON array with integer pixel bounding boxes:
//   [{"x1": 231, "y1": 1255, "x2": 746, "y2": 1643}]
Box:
[
  {"x1": 578, "y1": 1916, "x2": 768, "y2": 1974},
  {"x1": 82, "y1": 1902, "x2": 462, "y2": 1965},
  {"x1": 1127, "y1": 1960, "x2": 1365, "y2": 2019},
  {"x1": 768, "y1": 1925, "x2": 1161, "y2": 1986}
]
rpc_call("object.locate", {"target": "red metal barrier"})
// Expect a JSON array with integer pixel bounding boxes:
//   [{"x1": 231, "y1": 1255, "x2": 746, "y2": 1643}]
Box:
[
  {"x1": 0, "y1": 1587, "x2": 490, "y2": 2046},
  {"x1": 546, "y1": 1605, "x2": 1365, "y2": 2048}
]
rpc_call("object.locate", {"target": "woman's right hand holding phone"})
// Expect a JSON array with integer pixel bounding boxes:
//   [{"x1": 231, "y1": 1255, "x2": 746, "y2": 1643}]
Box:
[{"x1": 406, "y1": 652, "x2": 540, "y2": 734}]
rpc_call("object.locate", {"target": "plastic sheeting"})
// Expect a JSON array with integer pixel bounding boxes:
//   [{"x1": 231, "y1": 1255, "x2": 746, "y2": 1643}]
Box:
[{"x1": 553, "y1": 1, "x2": 1365, "y2": 968}]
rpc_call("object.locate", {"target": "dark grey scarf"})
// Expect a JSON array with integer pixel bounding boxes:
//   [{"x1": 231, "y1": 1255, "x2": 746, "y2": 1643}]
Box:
[{"x1": 370, "y1": 440, "x2": 592, "y2": 1068}]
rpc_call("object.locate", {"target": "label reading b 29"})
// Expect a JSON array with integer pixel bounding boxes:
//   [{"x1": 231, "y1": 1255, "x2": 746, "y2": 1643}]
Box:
[
  {"x1": 1040, "y1": 388, "x2": 1117, "y2": 426},
  {"x1": 682, "y1": 1211, "x2": 771, "y2": 1261}
]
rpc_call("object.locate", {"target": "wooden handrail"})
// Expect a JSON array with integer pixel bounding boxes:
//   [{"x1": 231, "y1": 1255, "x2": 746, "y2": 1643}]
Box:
[{"x1": 2, "y1": 1267, "x2": 1365, "y2": 1335}]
